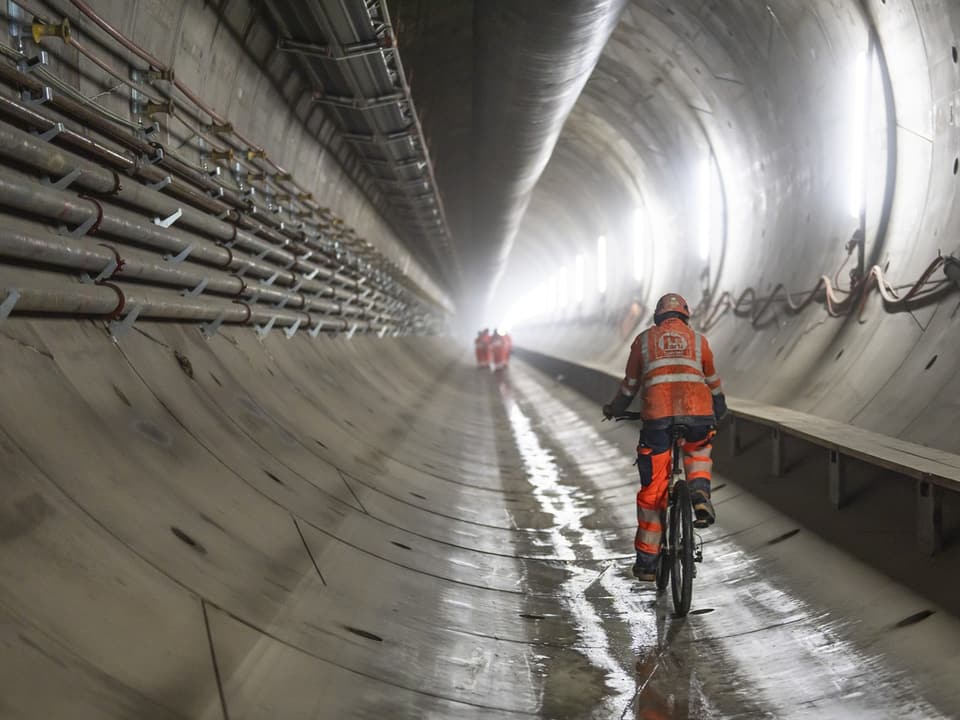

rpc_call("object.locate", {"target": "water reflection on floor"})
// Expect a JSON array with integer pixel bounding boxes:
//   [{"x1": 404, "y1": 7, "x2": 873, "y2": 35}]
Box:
[{"x1": 495, "y1": 365, "x2": 952, "y2": 719}]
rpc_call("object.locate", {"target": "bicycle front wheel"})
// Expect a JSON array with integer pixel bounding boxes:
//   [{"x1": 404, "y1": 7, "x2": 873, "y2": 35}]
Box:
[{"x1": 670, "y1": 480, "x2": 695, "y2": 616}]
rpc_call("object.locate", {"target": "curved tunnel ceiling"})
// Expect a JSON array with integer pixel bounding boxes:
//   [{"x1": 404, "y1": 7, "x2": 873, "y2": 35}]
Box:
[{"x1": 401, "y1": 0, "x2": 960, "y2": 448}]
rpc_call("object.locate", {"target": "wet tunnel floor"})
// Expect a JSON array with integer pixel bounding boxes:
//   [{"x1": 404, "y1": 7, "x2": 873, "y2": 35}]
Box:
[{"x1": 0, "y1": 323, "x2": 958, "y2": 719}]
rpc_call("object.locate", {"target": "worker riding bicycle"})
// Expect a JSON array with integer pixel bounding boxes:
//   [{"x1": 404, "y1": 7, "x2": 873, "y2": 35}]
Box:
[{"x1": 603, "y1": 293, "x2": 728, "y2": 581}]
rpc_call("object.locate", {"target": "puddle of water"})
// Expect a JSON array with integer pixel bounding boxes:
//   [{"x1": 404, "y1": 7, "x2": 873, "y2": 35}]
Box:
[{"x1": 501, "y1": 383, "x2": 636, "y2": 717}]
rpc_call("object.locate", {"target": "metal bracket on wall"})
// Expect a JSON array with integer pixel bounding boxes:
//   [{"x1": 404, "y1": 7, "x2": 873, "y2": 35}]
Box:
[
  {"x1": 17, "y1": 50, "x2": 48, "y2": 74},
  {"x1": 154, "y1": 208, "x2": 182, "y2": 229},
  {"x1": 199, "y1": 308, "x2": 229, "y2": 339},
  {"x1": 109, "y1": 303, "x2": 142, "y2": 341},
  {"x1": 148, "y1": 176, "x2": 172, "y2": 191},
  {"x1": 7, "y1": 0, "x2": 24, "y2": 52},
  {"x1": 32, "y1": 122, "x2": 64, "y2": 143},
  {"x1": 180, "y1": 277, "x2": 209, "y2": 297},
  {"x1": 79, "y1": 257, "x2": 118, "y2": 284},
  {"x1": 0, "y1": 288, "x2": 21, "y2": 324},
  {"x1": 164, "y1": 242, "x2": 194, "y2": 263},
  {"x1": 20, "y1": 85, "x2": 53, "y2": 107},
  {"x1": 58, "y1": 213, "x2": 98, "y2": 239},
  {"x1": 283, "y1": 318, "x2": 302, "y2": 338},
  {"x1": 42, "y1": 167, "x2": 82, "y2": 190},
  {"x1": 255, "y1": 315, "x2": 277, "y2": 339}
]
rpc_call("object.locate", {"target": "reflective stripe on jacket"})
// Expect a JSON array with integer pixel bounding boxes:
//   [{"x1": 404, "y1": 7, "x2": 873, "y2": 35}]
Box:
[{"x1": 617, "y1": 318, "x2": 722, "y2": 422}]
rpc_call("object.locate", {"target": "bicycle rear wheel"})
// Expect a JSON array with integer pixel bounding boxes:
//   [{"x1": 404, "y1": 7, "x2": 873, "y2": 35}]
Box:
[
  {"x1": 669, "y1": 479, "x2": 695, "y2": 616},
  {"x1": 655, "y1": 527, "x2": 669, "y2": 593}
]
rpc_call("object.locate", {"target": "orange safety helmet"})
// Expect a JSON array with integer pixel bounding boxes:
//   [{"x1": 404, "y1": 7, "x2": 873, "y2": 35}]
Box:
[{"x1": 653, "y1": 293, "x2": 690, "y2": 324}]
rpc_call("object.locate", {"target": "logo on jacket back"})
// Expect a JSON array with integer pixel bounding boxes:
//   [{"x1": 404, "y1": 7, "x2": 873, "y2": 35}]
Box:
[{"x1": 657, "y1": 331, "x2": 689, "y2": 356}]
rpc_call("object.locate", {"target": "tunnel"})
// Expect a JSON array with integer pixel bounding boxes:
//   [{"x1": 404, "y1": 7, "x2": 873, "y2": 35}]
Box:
[{"x1": 1, "y1": 0, "x2": 960, "y2": 717}]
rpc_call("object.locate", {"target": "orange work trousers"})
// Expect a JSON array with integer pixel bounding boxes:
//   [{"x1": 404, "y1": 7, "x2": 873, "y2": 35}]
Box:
[{"x1": 635, "y1": 429, "x2": 713, "y2": 556}]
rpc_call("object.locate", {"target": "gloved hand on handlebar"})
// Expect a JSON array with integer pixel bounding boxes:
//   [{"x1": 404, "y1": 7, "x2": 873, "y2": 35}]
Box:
[
  {"x1": 712, "y1": 393, "x2": 728, "y2": 421},
  {"x1": 603, "y1": 393, "x2": 631, "y2": 420}
]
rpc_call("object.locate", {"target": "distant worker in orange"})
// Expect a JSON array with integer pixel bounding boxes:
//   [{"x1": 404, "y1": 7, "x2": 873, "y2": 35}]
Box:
[
  {"x1": 474, "y1": 328, "x2": 491, "y2": 368},
  {"x1": 602, "y1": 293, "x2": 727, "y2": 581},
  {"x1": 489, "y1": 329, "x2": 509, "y2": 371},
  {"x1": 504, "y1": 332, "x2": 513, "y2": 361}
]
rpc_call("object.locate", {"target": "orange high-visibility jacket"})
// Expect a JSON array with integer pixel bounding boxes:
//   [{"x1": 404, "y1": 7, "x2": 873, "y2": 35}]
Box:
[
  {"x1": 475, "y1": 332, "x2": 491, "y2": 363},
  {"x1": 617, "y1": 318, "x2": 722, "y2": 427},
  {"x1": 489, "y1": 335, "x2": 508, "y2": 366}
]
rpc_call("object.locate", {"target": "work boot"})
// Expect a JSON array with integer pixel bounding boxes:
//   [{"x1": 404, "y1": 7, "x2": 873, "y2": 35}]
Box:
[
  {"x1": 631, "y1": 552, "x2": 658, "y2": 582},
  {"x1": 691, "y1": 491, "x2": 715, "y2": 528}
]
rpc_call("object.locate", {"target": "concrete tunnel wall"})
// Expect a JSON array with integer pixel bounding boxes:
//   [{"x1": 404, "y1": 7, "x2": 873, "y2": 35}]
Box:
[
  {"x1": 4, "y1": 0, "x2": 960, "y2": 718},
  {"x1": 499, "y1": 1, "x2": 960, "y2": 455}
]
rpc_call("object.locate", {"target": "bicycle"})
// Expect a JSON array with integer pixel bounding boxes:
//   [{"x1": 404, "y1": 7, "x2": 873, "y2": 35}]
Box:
[{"x1": 613, "y1": 411, "x2": 704, "y2": 617}]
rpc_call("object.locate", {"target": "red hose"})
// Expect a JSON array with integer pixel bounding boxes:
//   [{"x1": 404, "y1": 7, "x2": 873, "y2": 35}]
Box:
[{"x1": 698, "y1": 255, "x2": 951, "y2": 332}]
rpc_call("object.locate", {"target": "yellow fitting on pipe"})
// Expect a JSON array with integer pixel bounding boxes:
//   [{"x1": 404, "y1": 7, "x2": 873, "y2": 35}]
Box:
[
  {"x1": 274, "y1": 193, "x2": 291, "y2": 202},
  {"x1": 275, "y1": 172, "x2": 292, "y2": 182},
  {"x1": 207, "y1": 122, "x2": 233, "y2": 135},
  {"x1": 209, "y1": 149, "x2": 234, "y2": 162},
  {"x1": 245, "y1": 172, "x2": 265, "y2": 183},
  {"x1": 144, "y1": 100, "x2": 175, "y2": 117},
  {"x1": 146, "y1": 68, "x2": 175, "y2": 82},
  {"x1": 32, "y1": 18, "x2": 70, "y2": 44},
  {"x1": 246, "y1": 148, "x2": 266, "y2": 161},
  {"x1": 297, "y1": 192, "x2": 313, "y2": 201}
]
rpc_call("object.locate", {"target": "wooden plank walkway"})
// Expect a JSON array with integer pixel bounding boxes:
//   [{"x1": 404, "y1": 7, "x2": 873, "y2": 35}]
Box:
[{"x1": 728, "y1": 396, "x2": 960, "y2": 554}]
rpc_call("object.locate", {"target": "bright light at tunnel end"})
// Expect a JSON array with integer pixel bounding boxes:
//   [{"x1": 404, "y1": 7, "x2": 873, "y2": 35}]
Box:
[
  {"x1": 597, "y1": 235, "x2": 607, "y2": 294},
  {"x1": 574, "y1": 254, "x2": 585, "y2": 304}
]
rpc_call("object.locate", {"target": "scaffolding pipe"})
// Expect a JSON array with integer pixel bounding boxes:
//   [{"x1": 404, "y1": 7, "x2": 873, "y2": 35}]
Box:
[
  {"x1": 0, "y1": 214, "x2": 384, "y2": 319},
  {"x1": 0, "y1": 83, "x2": 405, "y2": 309},
  {"x1": 0, "y1": 119, "x2": 371, "y2": 291},
  {"x1": 0, "y1": 164, "x2": 387, "y2": 315},
  {"x1": 0, "y1": 265, "x2": 374, "y2": 332}
]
